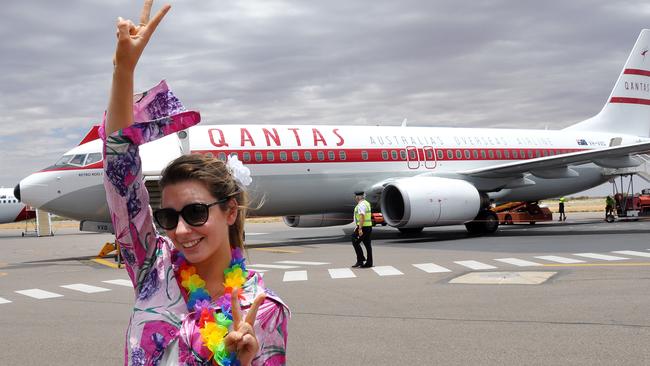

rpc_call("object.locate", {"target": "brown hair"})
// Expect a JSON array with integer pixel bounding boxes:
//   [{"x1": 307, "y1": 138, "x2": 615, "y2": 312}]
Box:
[{"x1": 159, "y1": 154, "x2": 248, "y2": 250}]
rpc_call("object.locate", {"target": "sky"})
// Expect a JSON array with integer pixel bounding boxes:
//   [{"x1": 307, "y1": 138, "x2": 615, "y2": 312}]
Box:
[{"x1": 2, "y1": 0, "x2": 650, "y2": 195}]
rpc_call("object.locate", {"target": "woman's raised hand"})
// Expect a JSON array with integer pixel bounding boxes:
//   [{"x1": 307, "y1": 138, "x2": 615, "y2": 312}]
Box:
[
  {"x1": 225, "y1": 289, "x2": 267, "y2": 366},
  {"x1": 113, "y1": 0, "x2": 171, "y2": 71}
]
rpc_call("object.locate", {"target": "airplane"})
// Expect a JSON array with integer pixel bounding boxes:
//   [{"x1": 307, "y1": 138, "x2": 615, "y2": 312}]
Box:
[
  {"x1": 15, "y1": 29, "x2": 650, "y2": 235},
  {"x1": 0, "y1": 187, "x2": 35, "y2": 224}
]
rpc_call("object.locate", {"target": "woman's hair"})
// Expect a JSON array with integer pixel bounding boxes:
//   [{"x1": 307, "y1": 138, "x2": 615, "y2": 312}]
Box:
[{"x1": 159, "y1": 154, "x2": 248, "y2": 250}]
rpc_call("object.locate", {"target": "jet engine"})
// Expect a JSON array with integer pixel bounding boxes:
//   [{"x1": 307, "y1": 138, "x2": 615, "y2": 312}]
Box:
[
  {"x1": 283, "y1": 213, "x2": 353, "y2": 228},
  {"x1": 380, "y1": 177, "x2": 481, "y2": 228}
]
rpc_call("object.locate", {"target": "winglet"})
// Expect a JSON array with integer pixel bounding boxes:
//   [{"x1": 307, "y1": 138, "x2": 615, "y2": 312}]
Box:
[{"x1": 78, "y1": 125, "x2": 101, "y2": 146}]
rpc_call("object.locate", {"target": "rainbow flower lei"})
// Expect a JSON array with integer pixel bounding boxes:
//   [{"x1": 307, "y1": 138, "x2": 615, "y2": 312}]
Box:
[{"x1": 177, "y1": 247, "x2": 249, "y2": 366}]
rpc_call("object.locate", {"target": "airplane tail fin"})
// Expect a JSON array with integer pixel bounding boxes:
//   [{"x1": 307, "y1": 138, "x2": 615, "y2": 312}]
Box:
[
  {"x1": 565, "y1": 29, "x2": 650, "y2": 137},
  {"x1": 78, "y1": 125, "x2": 101, "y2": 146}
]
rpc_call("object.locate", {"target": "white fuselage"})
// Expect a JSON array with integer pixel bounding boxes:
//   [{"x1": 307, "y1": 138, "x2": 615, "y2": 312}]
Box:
[
  {"x1": 17, "y1": 124, "x2": 644, "y2": 223},
  {"x1": 0, "y1": 188, "x2": 33, "y2": 223}
]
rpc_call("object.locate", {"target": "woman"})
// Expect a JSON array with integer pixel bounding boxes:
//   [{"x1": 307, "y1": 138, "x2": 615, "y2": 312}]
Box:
[{"x1": 103, "y1": 1, "x2": 289, "y2": 365}]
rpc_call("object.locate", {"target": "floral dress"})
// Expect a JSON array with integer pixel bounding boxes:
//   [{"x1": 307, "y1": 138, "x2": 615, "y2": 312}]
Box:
[{"x1": 101, "y1": 81, "x2": 290, "y2": 365}]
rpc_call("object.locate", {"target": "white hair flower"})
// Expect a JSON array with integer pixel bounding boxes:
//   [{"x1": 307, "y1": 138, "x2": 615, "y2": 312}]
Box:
[{"x1": 226, "y1": 154, "x2": 252, "y2": 187}]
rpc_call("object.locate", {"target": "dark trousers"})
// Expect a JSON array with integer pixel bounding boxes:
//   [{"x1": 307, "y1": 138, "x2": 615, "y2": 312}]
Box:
[{"x1": 351, "y1": 226, "x2": 373, "y2": 265}]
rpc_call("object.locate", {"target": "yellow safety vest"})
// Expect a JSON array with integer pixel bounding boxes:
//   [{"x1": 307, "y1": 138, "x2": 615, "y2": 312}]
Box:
[{"x1": 354, "y1": 200, "x2": 372, "y2": 227}]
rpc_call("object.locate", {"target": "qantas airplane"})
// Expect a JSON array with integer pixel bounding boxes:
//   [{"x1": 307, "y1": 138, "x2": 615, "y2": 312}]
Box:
[
  {"x1": 14, "y1": 29, "x2": 650, "y2": 235},
  {"x1": 0, "y1": 187, "x2": 35, "y2": 224}
]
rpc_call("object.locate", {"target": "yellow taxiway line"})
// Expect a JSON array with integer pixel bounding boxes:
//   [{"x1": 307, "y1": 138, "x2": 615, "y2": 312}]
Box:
[{"x1": 91, "y1": 258, "x2": 124, "y2": 269}]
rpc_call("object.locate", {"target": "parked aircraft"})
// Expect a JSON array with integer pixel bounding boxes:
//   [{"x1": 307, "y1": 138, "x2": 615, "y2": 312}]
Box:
[
  {"x1": 15, "y1": 30, "x2": 650, "y2": 234},
  {"x1": 0, "y1": 187, "x2": 35, "y2": 224}
]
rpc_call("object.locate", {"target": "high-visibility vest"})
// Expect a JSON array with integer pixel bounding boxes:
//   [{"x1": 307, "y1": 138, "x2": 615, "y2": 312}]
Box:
[{"x1": 354, "y1": 200, "x2": 372, "y2": 227}]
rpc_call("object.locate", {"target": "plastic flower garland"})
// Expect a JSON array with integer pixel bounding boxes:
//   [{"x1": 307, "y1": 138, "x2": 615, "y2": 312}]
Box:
[{"x1": 177, "y1": 247, "x2": 248, "y2": 366}]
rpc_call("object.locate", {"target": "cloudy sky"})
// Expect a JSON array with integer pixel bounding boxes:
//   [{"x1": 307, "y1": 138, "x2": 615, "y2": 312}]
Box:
[{"x1": 2, "y1": 0, "x2": 650, "y2": 194}]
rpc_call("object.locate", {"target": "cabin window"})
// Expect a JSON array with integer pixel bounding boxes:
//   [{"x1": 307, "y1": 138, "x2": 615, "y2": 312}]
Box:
[
  {"x1": 535, "y1": 150, "x2": 540, "y2": 158},
  {"x1": 205, "y1": 152, "x2": 214, "y2": 158},
  {"x1": 464, "y1": 150, "x2": 470, "y2": 159},
  {"x1": 488, "y1": 150, "x2": 494, "y2": 159},
  {"x1": 504, "y1": 150, "x2": 510, "y2": 159},
  {"x1": 512, "y1": 150, "x2": 518, "y2": 159},
  {"x1": 400, "y1": 150, "x2": 407, "y2": 160},
  {"x1": 437, "y1": 150, "x2": 444, "y2": 160},
  {"x1": 267, "y1": 152, "x2": 275, "y2": 162},
  {"x1": 85, "y1": 153, "x2": 102, "y2": 165},
  {"x1": 243, "y1": 152, "x2": 251, "y2": 162},
  {"x1": 304, "y1": 151, "x2": 312, "y2": 161},
  {"x1": 480, "y1": 150, "x2": 487, "y2": 159},
  {"x1": 496, "y1": 150, "x2": 502, "y2": 159},
  {"x1": 381, "y1": 150, "x2": 389, "y2": 160},
  {"x1": 218, "y1": 152, "x2": 227, "y2": 161},
  {"x1": 339, "y1": 151, "x2": 347, "y2": 160},
  {"x1": 455, "y1": 150, "x2": 462, "y2": 159},
  {"x1": 426, "y1": 149, "x2": 434, "y2": 160},
  {"x1": 473, "y1": 150, "x2": 479, "y2": 159},
  {"x1": 317, "y1": 151, "x2": 325, "y2": 161},
  {"x1": 326, "y1": 151, "x2": 334, "y2": 161},
  {"x1": 280, "y1": 151, "x2": 288, "y2": 161},
  {"x1": 528, "y1": 150, "x2": 534, "y2": 159},
  {"x1": 255, "y1": 152, "x2": 263, "y2": 162},
  {"x1": 361, "y1": 151, "x2": 369, "y2": 161},
  {"x1": 291, "y1": 151, "x2": 299, "y2": 161},
  {"x1": 391, "y1": 150, "x2": 398, "y2": 160},
  {"x1": 447, "y1": 150, "x2": 453, "y2": 159},
  {"x1": 410, "y1": 150, "x2": 418, "y2": 160}
]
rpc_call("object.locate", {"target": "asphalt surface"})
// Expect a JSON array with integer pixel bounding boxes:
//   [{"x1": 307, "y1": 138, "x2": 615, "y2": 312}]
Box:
[{"x1": 1, "y1": 213, "x2": 649, "y2": 365}]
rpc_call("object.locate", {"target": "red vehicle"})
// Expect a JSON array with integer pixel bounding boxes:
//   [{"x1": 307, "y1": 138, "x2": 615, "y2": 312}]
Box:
[
  {"x1": 371, "y1": 212, "x2": 387, "y2": 226},
  {"x1": 496, "y1": 202, "x2": 553, "y2": 225}
]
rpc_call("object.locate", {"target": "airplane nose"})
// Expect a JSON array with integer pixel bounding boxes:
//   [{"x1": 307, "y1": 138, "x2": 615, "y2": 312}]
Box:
[{"x1": 14, "y1": 184, "x2": 21, "y2": 201}]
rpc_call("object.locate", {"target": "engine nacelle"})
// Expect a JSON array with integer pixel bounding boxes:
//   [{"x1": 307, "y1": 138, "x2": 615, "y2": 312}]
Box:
[
  {"x1": 283, "y1": 213, "x2": 353, "y2": 228},
  {"x1": 381, "y1": 177, "x2": 481, "y2": 228}
]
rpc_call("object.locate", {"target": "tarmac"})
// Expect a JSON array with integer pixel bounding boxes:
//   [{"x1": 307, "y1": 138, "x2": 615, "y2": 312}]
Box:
[{"x1": 1, "y1": 212, "x2": 649, "y2": 365}]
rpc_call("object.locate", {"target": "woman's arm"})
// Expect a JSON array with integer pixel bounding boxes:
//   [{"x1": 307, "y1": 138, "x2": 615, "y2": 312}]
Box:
[{"x1": 106, "y1": 0, "x2": 170, "y2": 136}]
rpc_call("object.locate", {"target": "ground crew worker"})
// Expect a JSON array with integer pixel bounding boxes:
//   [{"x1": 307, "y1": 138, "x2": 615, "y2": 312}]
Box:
[
  {"x1": 351, "y1": 191, "x2": 373, "y2": 268},
  {"x1": 558, "y1": 197, "x2": 567, "y2": 221},
  {"x1": 605, "y1": 195, "x2": 615, "y2": 219}
]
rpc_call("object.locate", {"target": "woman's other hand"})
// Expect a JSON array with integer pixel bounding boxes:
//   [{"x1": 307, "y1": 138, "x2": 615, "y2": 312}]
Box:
[{"x1": 225, "y1": 289, "x2": 267, "y2": 366}]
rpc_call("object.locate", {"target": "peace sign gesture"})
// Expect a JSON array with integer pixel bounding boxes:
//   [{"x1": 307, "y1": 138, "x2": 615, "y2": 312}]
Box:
[
  {"x1": 225, "y1": 289, "x2": 267, "y2": 366},
  {"x1": 113, "y1": 0, "x2": 170, "y2": 71}
]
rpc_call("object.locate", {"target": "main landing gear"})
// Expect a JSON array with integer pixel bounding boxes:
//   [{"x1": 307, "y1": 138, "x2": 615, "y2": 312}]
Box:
[{"x1": 465, "y1": 209, "x2": 499, "y2": 235}]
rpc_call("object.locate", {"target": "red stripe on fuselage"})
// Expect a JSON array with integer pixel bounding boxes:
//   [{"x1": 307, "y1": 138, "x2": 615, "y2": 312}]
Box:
[{"x1": 14, "y1": 206, "x2": 36, "y2": 222}]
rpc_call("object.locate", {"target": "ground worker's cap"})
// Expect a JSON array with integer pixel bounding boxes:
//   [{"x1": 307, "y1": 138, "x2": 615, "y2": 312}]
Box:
[{"x1": 354, "y1": 191, "x2": 365, "y2": 196}]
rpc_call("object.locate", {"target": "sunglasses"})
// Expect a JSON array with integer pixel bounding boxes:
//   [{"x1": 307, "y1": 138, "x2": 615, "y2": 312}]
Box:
[{"x1": 153, "y1": 198, "x2": 229, "y2": 230}]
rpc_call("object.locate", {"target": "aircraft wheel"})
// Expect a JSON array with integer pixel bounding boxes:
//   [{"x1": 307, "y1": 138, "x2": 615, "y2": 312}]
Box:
[{"x1": 481, "y1": 211, "x2": 499, "y2": 234}]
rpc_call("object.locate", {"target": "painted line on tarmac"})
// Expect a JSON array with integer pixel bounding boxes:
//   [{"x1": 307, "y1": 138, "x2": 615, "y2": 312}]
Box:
[
  {"x1": 542, "y1": 262, "x2": 650, "y2": 267},
  {"x1": 91, "y1": 258, "x2": 124, "y2": 269},
  {"x1": 61, "y1": 284, "x2": 111, "y2": 293},
  {"x1": 0, "y1": 297, "x2": 11, "y2": 304},
  {"x1": 252, "y1": 248, "x2": 301, "y2": 254}
]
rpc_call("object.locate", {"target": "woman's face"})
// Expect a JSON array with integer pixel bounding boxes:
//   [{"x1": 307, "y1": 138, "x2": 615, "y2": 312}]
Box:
[{"x1": 161, "y1": 180, "x2": 237, "y2": 265}]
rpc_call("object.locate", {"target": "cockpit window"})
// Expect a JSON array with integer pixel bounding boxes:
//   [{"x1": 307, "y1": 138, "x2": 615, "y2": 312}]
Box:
[
  {"x1": 47, "y1": 152, "x2": 103, "y2": 170},
  {"x1": 85, "y1": 153, "x2": 102, "y2": 165}
]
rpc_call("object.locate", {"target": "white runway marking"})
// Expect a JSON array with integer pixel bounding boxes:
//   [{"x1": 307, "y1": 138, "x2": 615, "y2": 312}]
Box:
[
  {"x1": 535, "y1": 256, "x2": 585, "y2": 264},
  {"x1": 15, "y1": 289, "x2": 63, "y2": 299},
  {"x1": 412, "y1": 263, "x2": 452, "y2": 273},
  {"x1": 0, "y1": 297, "x2": 11, "y2": 304},
  {"x1": 102, "y1": 279, "x2": 133, "y2": 287},
  {"x1": 454, "y1": 260, "x2": 497, "y2": 270},
  {"x1": 574, "y1": 253, "x2": 628, "y2": 261},
  {"x1": 494, "y1": 258, "x2": 542, "y2": 267},
  {"x1": 60, "y1": 284, "x2": 111, "y2": 294},
  {"x1": 283, "y1": 271, "x2": 308, "y2": 282},
  {"x1": 275, "y1": 260, "x2": 330, "y2": 266},
  {"x1": 612, "y1": 250, "x2": 650, "y2": 258},
  {"x1": 328, "y1": 268, "x2": 356, "y2": 279},
  {"x1": 247, "y1": 264, "x2": 300, "y2": 269},
  {"x1": 372, "y1": 266, "x2": 403, "y2": 276}
]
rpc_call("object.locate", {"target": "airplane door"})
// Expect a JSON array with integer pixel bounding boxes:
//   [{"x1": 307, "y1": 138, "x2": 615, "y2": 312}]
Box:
[
  {"x1": 422, "y1": 146, "x2": 436, "y2": 169},
  {"x1": 406, "y1": 146, "x2": 420, "y2": 169}
]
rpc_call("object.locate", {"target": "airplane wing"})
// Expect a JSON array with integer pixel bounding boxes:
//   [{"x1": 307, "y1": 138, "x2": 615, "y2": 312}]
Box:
[{"x1": 457, "y1": 141, "x2": 650, "y2": 179}]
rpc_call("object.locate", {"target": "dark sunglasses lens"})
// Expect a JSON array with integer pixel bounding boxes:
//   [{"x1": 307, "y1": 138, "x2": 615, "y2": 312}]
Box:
[
  {"x1": 181, "y1": 204, "x2": 209, "y2": 226},
  {"x1": 154, "y1": 209, "x2": 179, "y2": 230}
]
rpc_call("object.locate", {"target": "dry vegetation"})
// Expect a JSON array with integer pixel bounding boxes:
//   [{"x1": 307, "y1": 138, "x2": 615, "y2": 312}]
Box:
[{"x1": 540, "y1": 197, "x2": 606, "y2": 213}]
